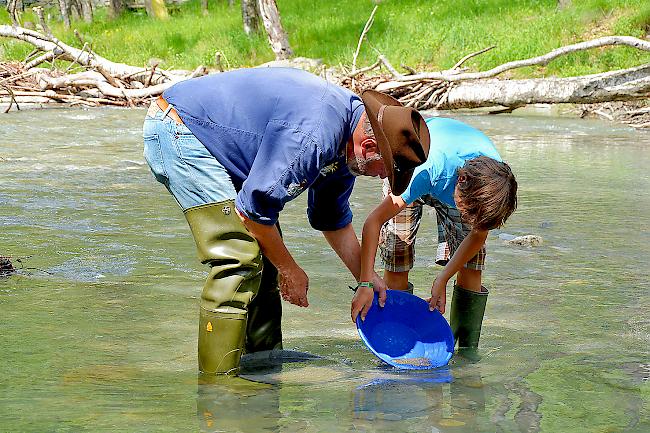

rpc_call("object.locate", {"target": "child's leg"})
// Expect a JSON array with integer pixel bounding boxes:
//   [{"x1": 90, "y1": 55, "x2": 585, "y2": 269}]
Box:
[
  {"x1": 383, "y1": 270, "x2": 410, "y2": 291},
  {"x1": 456, "y1": 268, "x2": 482, "y2": 292},
  {"x1": 431, "y1": 198, "x2": 488, "y2": 359},
  {"x1": 379, "y1": 179, "x2": 423, "y2": 292}
]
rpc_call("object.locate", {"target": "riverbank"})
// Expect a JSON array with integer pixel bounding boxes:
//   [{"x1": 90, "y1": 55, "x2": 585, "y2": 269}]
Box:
[{"x1": 1, "y1": 0, "x2": 649, "y2": 75}]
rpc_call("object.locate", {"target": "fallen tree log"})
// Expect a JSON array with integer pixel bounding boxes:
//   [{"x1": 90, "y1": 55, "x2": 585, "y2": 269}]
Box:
[
  {"x1": 348, "y1": 35, "x2": 650, "y2": 112},
  {"x1": 0, "y1": 25, "x2": 207, "y2": 110},
  {"x1": 1, "y1": 22, "x2": 649, "y2": 128},
  {"x1": 372, "y1": 64, "x2": 650, "y2": 110}
]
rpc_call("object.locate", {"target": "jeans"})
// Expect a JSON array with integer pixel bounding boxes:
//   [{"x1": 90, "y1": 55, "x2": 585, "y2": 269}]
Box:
[{"x1": 142, "y1": 103, "x2": 237, "y2": 211}]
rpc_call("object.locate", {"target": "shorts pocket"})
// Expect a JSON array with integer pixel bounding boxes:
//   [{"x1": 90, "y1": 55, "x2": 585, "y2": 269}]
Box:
[{"x1": 143, "y1": 134, "x2": 168, "y2": 181}]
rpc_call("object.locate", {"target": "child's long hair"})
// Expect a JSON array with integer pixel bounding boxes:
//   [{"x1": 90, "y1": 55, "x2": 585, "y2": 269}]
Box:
[{"x1": 456, "y1": 156, "x2": 518, "y2": 230}]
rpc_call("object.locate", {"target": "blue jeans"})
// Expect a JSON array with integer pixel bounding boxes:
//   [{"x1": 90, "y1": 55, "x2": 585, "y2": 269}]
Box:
[{"x1": 142, "y1": 102, "x2": 237, "y2": 211}]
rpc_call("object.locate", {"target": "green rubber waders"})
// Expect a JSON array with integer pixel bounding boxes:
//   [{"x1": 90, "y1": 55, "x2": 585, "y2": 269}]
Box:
[
  {"x1": 185, "y1": 201, "x2": 263, "y2": 374},
  {"x1": 198, "y1": 308, "x2": 247, "y2": 375},
  {"x1": 246, "y1": 255, "x2": 283, "y2": 353}
]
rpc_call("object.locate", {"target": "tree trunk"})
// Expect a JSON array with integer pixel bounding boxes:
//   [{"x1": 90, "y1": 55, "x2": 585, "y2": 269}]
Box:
[
  {"x1": 241, "y1": 0, "x2": 259, "y2": 35},
  {"x1": 69, "y1": 0, "x2": 82, "y2": 21},
  {"x1": 145, "y1": 0, "x2": 169, "y2": 20},
  {"x1": 57, "y1": 0, "x2": 71, "y2": 29},
  {"x1": 257, "y1": 0, "x2": 292, "y2": 60},
  {"x1": 6, "y1": 0, "x2": 20, "y2": 26},
  {"x1": 81, "y1": 0, "x2": 93, "y2": 23},
  {"x1": 201, "y1": 0, "x2": 208, "y2": 16},
  {"x1": 374, "y1": 64, "x2": 650, "y2": 110},
  {"x1": 444, "y1": 65, "x2": 650, "y2": 109},
  {"x1": 108, "y1": 0, "x2": 122, "y2": 19}
]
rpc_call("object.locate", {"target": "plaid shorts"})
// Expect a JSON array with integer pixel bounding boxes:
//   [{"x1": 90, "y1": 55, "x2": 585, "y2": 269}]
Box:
[{"x1": 379, "y1": 179, "x2": 486, "y2": 272}]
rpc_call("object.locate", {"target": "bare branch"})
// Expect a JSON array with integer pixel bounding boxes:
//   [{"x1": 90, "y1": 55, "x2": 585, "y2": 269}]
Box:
[
  {"x1": 451, "y1": 45, "x2": 496, "y2": 70},
  {"x1": 352, "y1": 4, "x2": 379, "y2": 76},
  {"x1": 396, "y1": 36, "x2": 650, "y2": 82},
  {"x1": 378, "y1": 55, "x2": 404, "y2": 78},
  {"x1": 348, "y1": 58, "x2": 381, "y2": 78}
]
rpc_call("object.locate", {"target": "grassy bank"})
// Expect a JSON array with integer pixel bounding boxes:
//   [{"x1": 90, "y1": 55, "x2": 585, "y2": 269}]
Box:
[{"x1": 1, "y1": 0, "x2": 649, "y2": 77}]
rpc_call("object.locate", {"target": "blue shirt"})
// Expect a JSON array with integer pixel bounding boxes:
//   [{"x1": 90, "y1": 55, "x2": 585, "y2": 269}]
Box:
[
  {"x1": 401, "y1": 117, "x2": 502, "y2": 207},
  {"x1": 163, "y1": 68, "x2": 363, "y2": 230}
]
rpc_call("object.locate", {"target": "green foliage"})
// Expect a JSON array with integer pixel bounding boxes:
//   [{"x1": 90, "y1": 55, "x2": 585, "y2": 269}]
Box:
[{"x1": 0, "y1": 0, "x2": 648, "y2": 77}]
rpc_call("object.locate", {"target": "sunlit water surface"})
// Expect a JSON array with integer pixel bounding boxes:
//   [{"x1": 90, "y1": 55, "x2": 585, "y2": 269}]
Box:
[{"x1": 1, "y1": 108, "x2": 648, "y2": 433}]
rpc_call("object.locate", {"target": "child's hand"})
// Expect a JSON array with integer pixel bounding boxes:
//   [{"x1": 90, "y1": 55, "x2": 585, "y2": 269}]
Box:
[
  {"x1": 370, "y1": 272, "x2": 387, "y2": 308},
  {"x1": 428, "y1": 277, "x2": 447, "y2": 314},
  {"x1": 351, "y1": 285, "x2": 374, "y2": 323}
]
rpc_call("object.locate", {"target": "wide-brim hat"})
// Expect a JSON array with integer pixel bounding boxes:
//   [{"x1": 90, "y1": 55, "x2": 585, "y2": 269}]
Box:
[{"x1": 361, "y1": 90, "x2": 430, "y2": 195}]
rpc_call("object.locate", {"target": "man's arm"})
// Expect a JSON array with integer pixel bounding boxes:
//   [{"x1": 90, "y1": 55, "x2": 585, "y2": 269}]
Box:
[
  {"x1": 238, "y1": 210, "x2": 309, "y2": 307},
  {"x1": 429, "y1": 228, "x2": 488, "y2": 313}
]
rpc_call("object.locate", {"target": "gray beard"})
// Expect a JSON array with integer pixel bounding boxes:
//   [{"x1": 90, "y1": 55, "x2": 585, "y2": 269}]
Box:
[{"x1": 347, "y1": 154, "x2": 381, "y2": 177}]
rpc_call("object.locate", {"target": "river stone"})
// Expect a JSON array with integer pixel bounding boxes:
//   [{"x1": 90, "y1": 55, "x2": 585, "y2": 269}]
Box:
[
  {"x1": 504, "y1": 235, "x2": 543, "y2": 247},
  {"x1": 0, "y1": 256, "x2": 16, "y2": 277}
]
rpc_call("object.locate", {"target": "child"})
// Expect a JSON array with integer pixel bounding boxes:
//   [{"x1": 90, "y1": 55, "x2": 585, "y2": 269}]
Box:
[{"x1": 352, "y1": 117, "x2": 517, "y2": 359}]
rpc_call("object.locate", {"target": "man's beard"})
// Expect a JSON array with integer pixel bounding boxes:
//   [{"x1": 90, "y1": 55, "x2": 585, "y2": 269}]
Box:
[{"x1": 347, "y1": 154, "x2": 382, "y2": 176}]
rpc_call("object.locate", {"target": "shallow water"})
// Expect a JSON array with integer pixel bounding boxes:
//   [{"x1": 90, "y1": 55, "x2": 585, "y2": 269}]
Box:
[{"x1": 1, "y1": 108, "x2": 648, "y2": 433}]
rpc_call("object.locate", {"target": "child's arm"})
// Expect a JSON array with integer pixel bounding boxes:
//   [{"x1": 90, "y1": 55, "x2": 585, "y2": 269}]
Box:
[
  {"x1": 429, "y1": 228, "x2": 488, "y2": 313},
  {"x1": 351, "y1": 193, "x2": 407, "y2": 322}
]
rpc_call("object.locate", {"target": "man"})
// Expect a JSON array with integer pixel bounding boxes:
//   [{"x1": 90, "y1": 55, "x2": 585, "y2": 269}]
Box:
[{"x1": 142, "y1": 67, "x2": 429, "y2": 374}]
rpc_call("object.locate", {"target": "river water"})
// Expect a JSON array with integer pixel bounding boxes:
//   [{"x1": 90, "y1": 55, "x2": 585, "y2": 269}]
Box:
[{"x1": 1, "y1": 108, "x2": 648, "y2": 433}]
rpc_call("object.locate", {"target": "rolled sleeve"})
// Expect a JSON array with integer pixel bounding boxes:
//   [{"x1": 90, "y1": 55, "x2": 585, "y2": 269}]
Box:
[{"x1": 307, "y1": 165, "x2": 355, "y2": 231}]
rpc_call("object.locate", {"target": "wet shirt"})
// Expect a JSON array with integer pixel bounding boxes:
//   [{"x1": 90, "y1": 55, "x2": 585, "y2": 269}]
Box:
[
  {"x1": 400, "y1": 117, "x2": 502, "y2": 207},
  {"x1": 163, "y1": 68, "x2": 364, "y2": 230}
]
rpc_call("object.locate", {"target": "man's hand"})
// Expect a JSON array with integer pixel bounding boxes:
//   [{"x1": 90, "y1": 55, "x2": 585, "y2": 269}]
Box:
[
  {"x1": 428, "y1": 276, "x2": 447, "y2": 314},
  {"x1": 279, "y1": 265, "x2": 309, "y2": 307}
]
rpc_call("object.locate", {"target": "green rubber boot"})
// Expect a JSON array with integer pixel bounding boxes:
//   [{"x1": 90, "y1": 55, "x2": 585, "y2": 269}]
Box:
[
  {"x1": 246, "y1": 254, "x2": 282, "y2": 353},
  {"x1": 185, "y1": 201, "x2": 263, "y2": 375},
  {"x1": 450, "y1": 284, "x2": 489, "y2": 362}
]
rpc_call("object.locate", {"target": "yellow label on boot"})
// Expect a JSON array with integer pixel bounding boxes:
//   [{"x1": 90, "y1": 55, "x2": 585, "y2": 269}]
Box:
[{"x1": 206, "y1": 321, "x2": 213, "y2": 332}]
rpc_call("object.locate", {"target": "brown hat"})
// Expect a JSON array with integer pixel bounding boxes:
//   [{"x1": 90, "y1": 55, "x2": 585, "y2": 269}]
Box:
[{"x1": 361, "y1": 90, "x2": 430, "y2": 195}]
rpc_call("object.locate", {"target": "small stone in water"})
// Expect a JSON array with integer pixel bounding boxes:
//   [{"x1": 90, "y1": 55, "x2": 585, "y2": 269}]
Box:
[
  {"x1": 505, "y1": 234, "x2": 543, "y2": 247},
  {"x1": 0, "y1": 256, "x2": 16, "y2": 277}
]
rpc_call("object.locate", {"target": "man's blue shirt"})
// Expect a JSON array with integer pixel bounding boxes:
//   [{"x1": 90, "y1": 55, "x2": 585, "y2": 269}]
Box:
[
  {"x1": 400, "y1": 117, "x2": 502, "y2": 207},
  {"x1": 163, "y1": 68, "x2": 363, "y2": 230}
]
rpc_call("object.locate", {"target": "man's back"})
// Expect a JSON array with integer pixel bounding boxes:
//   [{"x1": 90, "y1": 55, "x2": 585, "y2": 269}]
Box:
[{"x1": 163, "y1": 68, "x2": 362, "y2": 188}]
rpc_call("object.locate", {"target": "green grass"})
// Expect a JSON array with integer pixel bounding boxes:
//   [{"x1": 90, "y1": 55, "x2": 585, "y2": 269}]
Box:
[{"x1": 1, "y1": 0, "x2": 648, "y2": 77}]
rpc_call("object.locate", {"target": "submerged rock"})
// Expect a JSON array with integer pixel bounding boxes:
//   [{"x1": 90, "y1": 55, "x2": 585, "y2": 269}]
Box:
[
  {"x1": 504, "y1": 235, "x2": 543, "y2": 247},
  {"x1": 0, "y1": 256, "x2": 16, "y2": 277}
]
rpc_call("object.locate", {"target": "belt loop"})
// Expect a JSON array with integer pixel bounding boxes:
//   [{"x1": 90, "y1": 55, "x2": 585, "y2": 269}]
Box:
[{"x1": 162, "y1": 103, "x2": 174, "y2": 118}]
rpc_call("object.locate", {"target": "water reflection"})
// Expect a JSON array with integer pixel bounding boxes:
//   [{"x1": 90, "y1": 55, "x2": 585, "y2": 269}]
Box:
[{"x1": 197, "y1": 375, "x2": 281, "y2": 432}]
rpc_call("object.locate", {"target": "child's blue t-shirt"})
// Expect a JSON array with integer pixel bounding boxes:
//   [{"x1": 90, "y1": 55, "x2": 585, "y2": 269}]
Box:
[{"x1": 400, "y1": 117, "x2": 502, "y2": 207}]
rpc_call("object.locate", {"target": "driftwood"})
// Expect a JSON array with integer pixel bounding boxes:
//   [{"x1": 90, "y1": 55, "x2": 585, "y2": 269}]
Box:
[
  {"x1": 0, "y1": 25, "x2": 205, "y2": 109},
  {"x1": 343, "y1": 36, "x2": 650, "y2": 112},
  {"x1": 1, "y1": 22, "x2": 649, "y2": 128}
]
